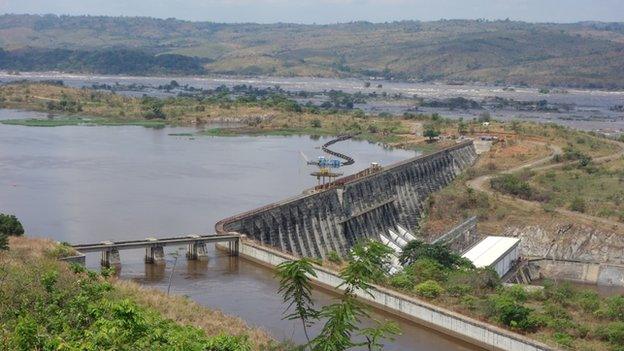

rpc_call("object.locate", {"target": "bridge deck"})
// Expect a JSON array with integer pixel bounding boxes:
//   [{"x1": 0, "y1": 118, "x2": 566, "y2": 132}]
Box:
[{"x1": 72, "y1": 234, "x2": 240, "y2": 253}]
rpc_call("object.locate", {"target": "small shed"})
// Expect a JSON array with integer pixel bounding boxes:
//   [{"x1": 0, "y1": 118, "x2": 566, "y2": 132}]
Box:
[{"x1": 462, "y1": 236, "x2": 520, "y2": 277}]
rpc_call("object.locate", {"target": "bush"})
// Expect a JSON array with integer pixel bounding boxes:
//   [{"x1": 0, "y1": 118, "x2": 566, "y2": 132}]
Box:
[
  {"x1": 389, "y1": 271, "x2": 416, "y2": 291},
  {"x1": 487, "y1": 295, "x2": 541, "y2": 332},
  {"x1": 596, "y1": 322, "x2": 624, "y2": 348},
  {"x1": 310, "y1": 119, "x2": 322, "y2": 128},
  {"x1": 606, "y1": 296, "x2": 624, "y2": 321},
  {"x1": 205, "y1": 334, "x2": 252, "y2": 351},
  {"x1": 544, "y1": 280, "x2": 575, "y2": 305},
  {"x1": 0, "y1": 233, "x2": 7, "y2": 250},
  {"x1": 409, "y1": 258, "x2": 447, "y2": 283},
  {"x1": 502, "y1": 285, "x2": 528, "y2": 302},
  {"x1": 327, "y1": 251, "x2": 342, "y2": 264},
  {"x1": 569, "y1": 197, "x2": 586, "y2": 213},
  {"x1": 423, "y1": 126, "x2": 440, "y2": 141},
  {"x1": 490, "y1": 174, "x2": 533, "y2": 200},
  {"x1": 0, "y1": 214, "x2": 24, "y2": 236},
  {"x1": 577, "y1": 290, "x2": 601, "y2": 313},
  {"x1": 399, "y1": 240, "x2": 472, "y2": 269},
  {"x1": 414, "y1": 280, "x2": 444, "y2": 299},
  {"x1": 553, "y1": 332, "x2": 573, "y2": 348}
]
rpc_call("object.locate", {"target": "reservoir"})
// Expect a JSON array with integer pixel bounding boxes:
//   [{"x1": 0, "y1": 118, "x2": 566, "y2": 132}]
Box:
[{"x1": 0, "y1": 109, "x2": 480, "y2": 350}]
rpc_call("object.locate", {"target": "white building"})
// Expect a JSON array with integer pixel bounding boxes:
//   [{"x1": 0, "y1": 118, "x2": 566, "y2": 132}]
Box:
[{"x1": 462, "y1": 236, "x2": 520, "y2": 277}]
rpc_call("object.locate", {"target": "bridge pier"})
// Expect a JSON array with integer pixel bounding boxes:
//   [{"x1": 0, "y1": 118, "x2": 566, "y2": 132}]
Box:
[
  {"x1": 100, "y1": 241, "x2": 120, "y2": 267},
  {"x1": 144, "y1": 238, "x2": 165, "y2": 264},
  {"x1": 228, "y1": 239, "x2": 240, "y2": 256},
  {"x1": 186, "y1": 235, "x2": 209, "y2": 260}
]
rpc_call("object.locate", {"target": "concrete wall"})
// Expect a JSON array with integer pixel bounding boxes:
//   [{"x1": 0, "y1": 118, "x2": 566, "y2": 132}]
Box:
[
  {"x1": 432, "y1": 216, "x2": 479, "y2": 253},
  {"x1": 239, "y1": 240, "x2": 556, "y2": 351},
  {"x1": 218, "y1": 141, "x2": 477, "y2": 258},
  {"x1": 59, "y1": 254, "x2": 86, "y2": 265},
  {"x1": 533, "y1": 259, "x2": 624, "y2": 287}
]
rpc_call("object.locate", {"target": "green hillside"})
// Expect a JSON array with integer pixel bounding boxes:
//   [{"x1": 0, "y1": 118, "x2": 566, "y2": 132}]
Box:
[{"x1": 1, "y1": 14, "x2": 624, "y2": 88}]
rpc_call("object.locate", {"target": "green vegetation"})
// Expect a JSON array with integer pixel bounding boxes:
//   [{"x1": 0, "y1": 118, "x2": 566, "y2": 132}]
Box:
[
  {"x1": 276, "y1": 240, "x2": 400, "y2": 350},
  {"x1": 1, "y1": 15, "x2": 624, "y2": 87},
  {"x1": 0, "y1": 237, "x2": 269, "y2": 351},
  {"x1": 528, "y1": 157, "x2": 624, "y2": 221},
  {"x1": 0, "y1": 48, "x2": 207, "y2": 76},
  {"x1": 0, "y1": 213, "x2": 24, "y2": 251},
  {"x1": 383, "y1": 241, "x2": 624, "y2": 350},
  {"x1": 1, "y1": 117, "x2": 167, "y2": 128}
]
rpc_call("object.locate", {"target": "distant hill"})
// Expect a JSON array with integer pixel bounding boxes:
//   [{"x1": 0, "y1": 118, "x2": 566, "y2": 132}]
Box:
[{"x1": 1, "y1": 14, "x2": 624, "y2": 88}]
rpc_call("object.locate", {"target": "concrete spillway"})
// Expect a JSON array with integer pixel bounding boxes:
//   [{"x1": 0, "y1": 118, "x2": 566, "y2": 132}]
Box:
[{"x1": 216, "y1": 141, "x2": 478, "y2": 258}]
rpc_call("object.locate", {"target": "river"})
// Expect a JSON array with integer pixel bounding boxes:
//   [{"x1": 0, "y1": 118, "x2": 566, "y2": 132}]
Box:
[
  {"x1": 0, "y1": 109, "x2": 480, "y2": 350},
  {"x1": 2, "y1": 71, "x2": 623, "y2": 132}
]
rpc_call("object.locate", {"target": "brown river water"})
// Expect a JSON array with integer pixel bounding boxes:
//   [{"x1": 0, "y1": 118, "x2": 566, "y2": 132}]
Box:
[{"x1": 0, "y1": 109, "x2": 481, "y2": 350}]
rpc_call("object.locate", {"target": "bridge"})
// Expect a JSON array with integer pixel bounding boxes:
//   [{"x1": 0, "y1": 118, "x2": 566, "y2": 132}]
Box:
[{"x1": 71, "y1": 233, "x2": 241, "y2": 267}]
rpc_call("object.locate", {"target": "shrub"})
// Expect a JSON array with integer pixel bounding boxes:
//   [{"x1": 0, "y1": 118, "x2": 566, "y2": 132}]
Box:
[
  {"x1": 569, "y1": 197, "x2": 586, "y2": 213},
  {"x1": 389, "y1": 271, "x2": 416, "y2": 291},
  {"x1": 414, "y1": 280, "x2": 444, "y2": 299},
  {"x1": 399, "y1": 240, "x2": 472, "y2": 269},
  {"x1": 423, "y1": 126, "x2": 440, "y2": 141},
  {"x1": 544, "y1": 281, "x2": 575, "y2": 305},
  {"x1": 606, "y1": 296, "x2": 624, "y2": 321},
  {"x1": 487, "y1": 295, "x2": 541, "y2": 332},
  {"x1": 310, "y1": 119, "x2": 322, "y2": 128},
  {"x1": 0, "y1": 213, "x2": 24, "y2": 236},
  {"x1": 205, "y1": 334, "x2": 252, "y2": 351},
  {"x1": 447, "y1": 283, "x2": 472, "y2": 297},
  {"x1": 0, "y1": 233, "x2": 7, "y2": 250},
  {"x1": 502, "y1": 285, "x2": 528, "y2": 302},
  {"x1": 327, "y1": 251, "x2": 342, "y2": 264},
  {"x1": 409, "y1": 258, "x2": 447, "y2": 283},
  {"x1": 490, "y1": 174, "x2": 533, "y2": 200},
  {"x1": 596, "y1": 322, "x2": 624, "y2": 349},
  {"x1": 577, "y1": 290, "x2": 601, "y2": 313},
  {"x1": 553, "y1": 332, "x2": 573, "y2": 348}
]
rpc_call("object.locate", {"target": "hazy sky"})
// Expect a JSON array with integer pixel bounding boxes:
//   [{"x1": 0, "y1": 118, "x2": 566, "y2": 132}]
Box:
[{"x1": 0, "y1": 0, "x2": 622, "y2": 24}]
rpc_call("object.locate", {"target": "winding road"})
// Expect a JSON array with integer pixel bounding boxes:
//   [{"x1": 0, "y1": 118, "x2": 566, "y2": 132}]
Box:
[{"x1": 466, "y1": 138, "x2": 624, "y2": 231}]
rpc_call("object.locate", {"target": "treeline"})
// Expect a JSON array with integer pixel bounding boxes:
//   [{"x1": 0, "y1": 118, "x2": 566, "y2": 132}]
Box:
[{"x1": 0, "y1": 48, "x2": 209, "y2": 76}]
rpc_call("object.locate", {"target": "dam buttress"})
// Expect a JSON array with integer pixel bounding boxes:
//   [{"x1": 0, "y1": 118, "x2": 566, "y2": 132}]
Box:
[{"x1": 216, "y1": 141, "x2": 478, "y2": 258}]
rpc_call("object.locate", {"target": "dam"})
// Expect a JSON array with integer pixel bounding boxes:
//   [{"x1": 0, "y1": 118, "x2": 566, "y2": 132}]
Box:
[{"x1": 217, "y1": 141, "x2": 478, "y2": 257}]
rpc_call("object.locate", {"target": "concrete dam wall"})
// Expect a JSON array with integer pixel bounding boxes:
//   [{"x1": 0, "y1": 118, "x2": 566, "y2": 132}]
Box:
[{"x1": 216, "y1": 141, "x2": 478, "y2": 258}]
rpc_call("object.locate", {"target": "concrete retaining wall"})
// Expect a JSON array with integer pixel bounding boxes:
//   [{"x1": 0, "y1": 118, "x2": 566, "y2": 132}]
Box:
[
  {"x1": 59, "y1": 254, "x2": 86, "y2": 265},
  {"x1": 239, "y1": 240, "x2": 556, "y2": 351},
  {"x1": 432, "y1": 216, "x2": 479, "y2": 253},
  {"x1": 218, "y1": 141, "x2": 477, "y2": 258},
  {"x1": 533, "y1": 259, "x2": 624, "y2": 287}
]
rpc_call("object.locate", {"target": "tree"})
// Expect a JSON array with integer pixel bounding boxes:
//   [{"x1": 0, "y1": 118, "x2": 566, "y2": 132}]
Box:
[
  {"x1": 277, "y1": 241, "x2": 399, "y2": 351},
  {"x1": 0, "y1": 214, "x2": 24, "y2": 237},
  {"x1": 311, "y1": 119, "x2": 322, "y2": 128},
  {"x1": 0, "y1": 233, "x2": 7, "y2": 250},
  {"x1": 423, "y1": 126, "x2": 440, "y2": 141},
  {"x1": 312, "y1": 240, "x2": 397, "y2": 351},
  {"x1": 399, "y1": 240, "x2": 472, "y2": 269},
  {"x1": 276, "y1": 258, "x2": 319, "y2": 345},
  {"x1": 457, "y1": 120, "x2": 468, "y2": 135},
  {"x1": 359, "y1": 321, "x2": 400, "y2": 351}
]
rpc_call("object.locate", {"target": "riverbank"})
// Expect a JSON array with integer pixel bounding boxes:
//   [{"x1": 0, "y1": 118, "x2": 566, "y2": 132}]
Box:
[{"x1": 0, "y1": 236, "x2": 276, "y2": 350}]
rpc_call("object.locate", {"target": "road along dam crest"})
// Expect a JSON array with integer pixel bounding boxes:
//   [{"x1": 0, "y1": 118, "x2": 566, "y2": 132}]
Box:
[{"x1": 216, "y1": 141, "x2": 478, "y2": 258}]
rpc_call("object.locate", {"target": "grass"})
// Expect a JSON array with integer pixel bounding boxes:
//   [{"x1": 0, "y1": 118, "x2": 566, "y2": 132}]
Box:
[
  {"x1": 529, "y1": 158, "x2": 624, "y2": 221},
  {"x1": 1, "y1": 117, "x2": 167, "y2": 128},
  {"x1": 0, "y1": 237, "x2": 276, "y2": 350}
]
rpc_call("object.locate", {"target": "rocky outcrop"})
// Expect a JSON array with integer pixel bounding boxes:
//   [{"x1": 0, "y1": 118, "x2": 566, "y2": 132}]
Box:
[
  {"x1": 504, "y1": 223, "x2": 624, "y2": 264},
  {"x1": 217, "y1": 141, "x2": 478, "y2": 258}
]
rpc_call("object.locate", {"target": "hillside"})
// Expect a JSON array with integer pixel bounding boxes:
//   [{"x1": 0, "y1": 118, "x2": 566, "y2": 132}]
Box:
[{"x1": 1, "y1": 15, "x2": 624, "y2": 87}]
